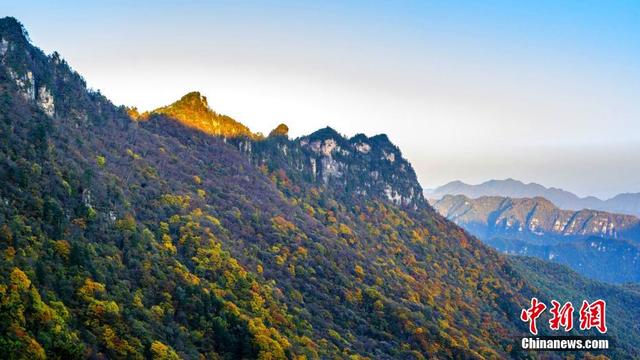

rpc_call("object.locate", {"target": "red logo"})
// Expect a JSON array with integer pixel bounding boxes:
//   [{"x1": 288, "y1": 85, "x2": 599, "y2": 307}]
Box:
[
  {"x1": 521, "y1": 298, "x2": 606, "y2": 335},
  {"x1": 549, "y1": 300, "x2": 574, "y2": 331},
  {"x1": 520, "y1": 297, "x2": 547, "y2": 335},
  {"x1": 579, "y1": 299, "x2": 607, "y2": 334}
]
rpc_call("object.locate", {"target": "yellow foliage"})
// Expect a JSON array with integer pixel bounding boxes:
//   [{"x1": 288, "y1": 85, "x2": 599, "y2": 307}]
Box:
[
  {"x1": 151, "y1": 305, "x2": 165, "y2": 320},
  {"x1": 296, "y1": 247, "x2": 308, "y2": 257},
  {"x1": 162, "y1": 234, "x2": 177, "y2": 253},
  {"x1": 206, "y1": 215, "x2": 221, "y2": 226},
  {"x1": 197, "y1": 189, "x2": 206, "y2": 198},
  {"x1": 115, "y1": 214, "x2": 137, "y2": 232},
  {"x1": 161, "y1": 194, "x2": 191, "y2": 209},
  {"x1": 354, "y1": 265, "x2": 364, "y2": 278},
  {"x1": 271, "y1": 215, "x2": 297, "y2": 233},
  {"x1": 25, "y1": 337, "x2": 46, "y2": 360},
  {"x1": 288, "y1": 264, "x2": 296, "y2": 276},
  {"x1": 191, "y1": 208, "x2": 204, "y2": 217},
  {"x1": 173, "y1": 263, "x2": 200, "y2": 286},
  {"x1": 54, "y1": 239, "x2": 71, "y2": 259},
  {"x1": 225, "y1": 301, "x2": 241, "y2": 316},
  {"x1": 88, "y1": 300, "x2": 120, "y2": 318},
  {"x1": 303, "y1": 204, "x2": 315, "y2": 216},
  {"x1": 10, "y1": 267, "x2": 31, "y2": 290},
  {"x1": 95, "y1": 155, "x2": 106, "y2": 168},
  {"x1": 150, "y1": 340, "x2": 181, "y2": 360},
  {"x1": 102, "y1": 326, "x2": 139, "y2": 359},
  {"x1": 4, "y1": 246, "x2": 16, "y2": 260},
  {"x1": 78, "y1": 278, "x2": 105, "y2": 300},
  {"x1": 338, "y1": 223, "x2": 353, "y2": 236},
  {"x1": 328, "y1": 329, "x2": 343, "y2": 342},
  {"x1": 126, "y1": 148, "x2": 141, "y2": 159},
  {"x1": 133, "y1": 290, "x2": 144, "y2": 309}
]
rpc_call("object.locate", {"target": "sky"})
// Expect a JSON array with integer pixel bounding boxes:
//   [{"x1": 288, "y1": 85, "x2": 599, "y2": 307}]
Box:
[{"x1": 4, "y1": 0, "x2": 640, "y2": 198}]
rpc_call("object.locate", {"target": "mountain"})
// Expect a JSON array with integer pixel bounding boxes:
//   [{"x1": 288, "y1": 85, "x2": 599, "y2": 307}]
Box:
[
  {"x1": 431, "y1": 194, "x2": 640, "y2": 282},
  {"x1": 149, "y1": 91, "x2": 260, "y2": 139},
  {"x1": 604, "y1": 193, "x2": 640, "y2": 218},
  {"x1": 268, "y1": 123, "x2": 289, "y2": 138},
  {"x1": 428, "y1": 179, "x2": 640, "y2": 217},
  {"x1": 2, "y1": 16, "x2": 640, "y2": 359},
  {"x1": 431, "y1": 194, "x2": 640, "y2": 242},
  {"x1": 494, "y1": 237, "x2": 640, "y2": 284}
]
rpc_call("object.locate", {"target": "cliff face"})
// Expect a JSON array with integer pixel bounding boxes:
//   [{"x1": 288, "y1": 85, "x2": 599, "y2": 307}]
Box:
[
  {"x1": 431, "y1": 194, "x2": 640, "y2": 283},
  {"x1": 240, "y1": 127, "x2": 428, "y2": 210},
  {"x1": 432, "y1": 194, "x2": 640, "y2": 243}
]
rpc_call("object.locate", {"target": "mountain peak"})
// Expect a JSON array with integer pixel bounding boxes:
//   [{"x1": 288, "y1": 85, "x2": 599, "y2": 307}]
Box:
[
  {"x1": 307, "y1": 126, "x2": 343, "y2": 140},
  {"x1": 0, "y1": 17, "x2": 29, "y2": 43},
  {"x1": 269, "y1": 123, "x2": 289, "y2": 138},
  {"x1": 369, "y1": 133, "x2": 390, "y2": 142},
  {"x1": 175, "y1": 91, "x2": 209, "y2": 109},
  {"x1": 489, "y1": 178, "x2": 523, "y2": 185},
  {"x1": 448, "y1": 180, "x2": 466, "y2": 186},
  {"x1": 152, "y1": 92, "x2": 259, "y2": 139},
  {"x1": 153, "y1": 91, "x2": 218, "y2": 119}
]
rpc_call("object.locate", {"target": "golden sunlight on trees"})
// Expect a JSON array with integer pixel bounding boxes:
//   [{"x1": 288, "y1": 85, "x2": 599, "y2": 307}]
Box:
[
  {"x1": 96, "y1": 155, "x2": 106, "y2": 168},
  {"x1": 150, "y1": 340, "x2": 181, "y2": 360}
]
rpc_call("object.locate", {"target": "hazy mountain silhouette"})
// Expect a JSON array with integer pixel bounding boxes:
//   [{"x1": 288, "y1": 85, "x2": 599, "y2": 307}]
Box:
[{"x1": 429, "y1": 178, "x2": 640, "y2": 216}]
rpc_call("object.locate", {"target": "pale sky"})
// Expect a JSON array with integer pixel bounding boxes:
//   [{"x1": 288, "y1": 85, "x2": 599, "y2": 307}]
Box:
[{"x1": 4, "y1": 0, "x2": 640, "y2": 198}]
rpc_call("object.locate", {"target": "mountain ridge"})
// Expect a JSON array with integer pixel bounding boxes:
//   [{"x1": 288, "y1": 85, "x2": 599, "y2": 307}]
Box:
[
  {"x1": 149, "y1": 91, "x2": 261, "y2": 139},
  {"x1": 431, "y1": 194, "x2": 640, "y2": 283},
  {"x1": 429, "y1": 178, "x2": 640, "y2": 216},
  {"x1": 431, "y1": 194, "x2": 640, "y2": 242}
]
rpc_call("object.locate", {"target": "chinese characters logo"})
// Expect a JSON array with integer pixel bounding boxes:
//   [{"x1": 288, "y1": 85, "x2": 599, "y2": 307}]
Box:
[{"x1": 521, "y1": 298, "x2": 607, "y2": 335}]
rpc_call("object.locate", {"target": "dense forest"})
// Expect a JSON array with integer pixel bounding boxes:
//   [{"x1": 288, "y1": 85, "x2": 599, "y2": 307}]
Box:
[{"x1": 1, "y1": 17, "x2": 639, "y2": 359}]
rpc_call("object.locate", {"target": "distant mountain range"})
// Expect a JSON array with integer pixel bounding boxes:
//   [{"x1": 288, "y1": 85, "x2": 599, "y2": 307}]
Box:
[
  {"x1": 431, "y1": 194, "x2": 640, "y2": 283},
  {"x1": 431, "y1": 194, "x2": 640, "y2": 242},
  {"x1": 427, "y1": 178, "x2": 640, "y2": 217}
]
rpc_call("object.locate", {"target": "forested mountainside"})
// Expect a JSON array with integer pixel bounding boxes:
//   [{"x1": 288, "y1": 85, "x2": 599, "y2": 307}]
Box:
[
  {"x1": 1, "y1": 17, "x2": 640, "y2": 359},
  {"x1": 493, "y1": 236, "x2": 640, "y2": 284},
  {"x1": 431, "y1": 194, "x2": 640, "y2": 283},
  {"x1": 429, "y1": 179, "x2": 640, "y2": 217}
]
